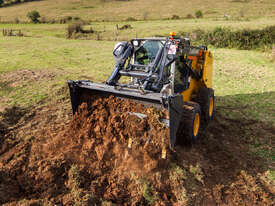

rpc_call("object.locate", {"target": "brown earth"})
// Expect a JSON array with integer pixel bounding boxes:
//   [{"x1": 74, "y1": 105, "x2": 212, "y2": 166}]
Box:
[
  {"x1": 0, "y1": 97, "x2": 10, "y2": 112},
  {"x1": 0, "y1": 95, "x2": 274, "y2": 206},
  {"x1": 0, "y1": 69, "x2": 56, "y2": 87}
]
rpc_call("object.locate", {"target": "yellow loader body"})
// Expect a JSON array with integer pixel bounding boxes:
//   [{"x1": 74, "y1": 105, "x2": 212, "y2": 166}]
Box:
[{"x1": 181, "y1": 51, "x2": 214, "y2": 101}]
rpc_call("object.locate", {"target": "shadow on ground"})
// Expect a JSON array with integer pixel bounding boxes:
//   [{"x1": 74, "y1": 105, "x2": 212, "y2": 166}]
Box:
[{"x1": 174, "y1": 92, "x2": 274, "y2": 205}]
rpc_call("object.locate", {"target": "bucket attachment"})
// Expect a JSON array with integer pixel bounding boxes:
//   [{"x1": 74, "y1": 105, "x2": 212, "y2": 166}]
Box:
[{"x1": 68, "y1": 80, "x2": 183, "y2": 149}]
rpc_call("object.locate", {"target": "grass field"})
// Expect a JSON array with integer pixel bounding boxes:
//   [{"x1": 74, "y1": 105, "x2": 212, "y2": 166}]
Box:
[
  {"x1": 1, "y1": 17, "x2": 275, "y2": 41},
  {"x1": 0, "y1": 0, "x2": 275, "y2": 22},
  {"x1": 0, "y1": 1, "x2": 274, "y2": 205},
  {"x1": 0, "y1": 24, "x2": 274, "y2": 123}
]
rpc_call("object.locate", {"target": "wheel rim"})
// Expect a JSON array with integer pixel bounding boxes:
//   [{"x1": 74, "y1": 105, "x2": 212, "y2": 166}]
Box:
[
  {"x1": 193, "y1": 113, "x2": 200, "y2": 136},
  {"x1": 209, "y1": 97, "x2": 214, "y2": 117}
]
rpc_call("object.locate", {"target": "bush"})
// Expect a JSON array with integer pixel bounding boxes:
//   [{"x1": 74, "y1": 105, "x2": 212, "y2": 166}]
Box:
[
  {"x1": 119, "y1": 24, "x2": 133, "y2": 30},
  {"x1": 67, "y1": 22, "x2": 83, "y2": 38},
  {"x1": 125, "y1": 17, "x2": 137, "y2": 21},
  {"x1": 67, "y1": 16, "x2": 73, "y2": 21},
  {"x1": 1, "y1": 0, "x2": 38, "y2": 7},
  {"x1": 184, "y1": 26, "x2": 275, "y2": 50},
  {"x1": 171, "y1": 15, "x2": 180, "y2": 20},
  {"x1": 185, "y1": 14, "x2": 194, "y2": 19},
  {"x1": 59, "y1": 16, "x2": 73, "y2": 24},
  {"x1": 27, "y1": 10, "x2": 40, "y2": 23},
  {"x1": 66, "y1": 21, "x2": 93, "y2": 39},
  {"x1": 195, "y1": 10, "x2": 203, "y2": 18}
]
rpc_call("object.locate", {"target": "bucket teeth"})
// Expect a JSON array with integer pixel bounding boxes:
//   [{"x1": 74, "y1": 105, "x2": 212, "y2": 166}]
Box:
[
  {"x1": 128, "y1": 137, "x2": 133, "y2": 148},
  {"x1": 161, "y1": 147, "x2": 167, "y2": 159}
]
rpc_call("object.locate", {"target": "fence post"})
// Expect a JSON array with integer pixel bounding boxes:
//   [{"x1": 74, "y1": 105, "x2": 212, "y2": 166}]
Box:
[{"x1": 96, "y1": 32, "x2": 100, "y2": 41}]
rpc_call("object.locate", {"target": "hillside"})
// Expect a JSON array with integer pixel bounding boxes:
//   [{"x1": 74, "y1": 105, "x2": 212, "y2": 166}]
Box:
[{"x1": 0, "y1": 0, "x2": 275, "y2": 22}]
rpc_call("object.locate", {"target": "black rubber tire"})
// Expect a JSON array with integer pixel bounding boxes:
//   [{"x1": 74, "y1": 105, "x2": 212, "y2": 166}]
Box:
[
  {"x1": 196, "y1": 88, "x2": 215, "y2": 125},
  {"x1": 177, "y1": 101, "x2": 201, "y2": 145}
]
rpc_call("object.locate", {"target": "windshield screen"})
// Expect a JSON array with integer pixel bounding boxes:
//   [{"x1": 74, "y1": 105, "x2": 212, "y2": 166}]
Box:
[{"x1": 134, "y1": 40, "x2": 164, "y2": 65}]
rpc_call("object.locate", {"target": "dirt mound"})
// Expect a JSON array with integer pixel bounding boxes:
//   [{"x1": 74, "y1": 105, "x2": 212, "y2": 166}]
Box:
[
  {"x1": 0, "y1": 96, "x2": 274, "y2": 205},
  {"x1": 41, "y1": 95, "x2": 169, "y2": 166},
  {"x1": 34, "y1": 96, "x2": 171, "y2": 204},
  {"x1": 0, "y1": 69, "x2": 56, "y2": 87},
  {"x1": 0, "y1": 96, "x2": 172, "y2": 205}
]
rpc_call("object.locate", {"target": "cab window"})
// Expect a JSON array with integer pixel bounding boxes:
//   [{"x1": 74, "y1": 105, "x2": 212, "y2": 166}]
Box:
[{"x1": 134, "y1": 40, "x2": 163, "y2": 65}]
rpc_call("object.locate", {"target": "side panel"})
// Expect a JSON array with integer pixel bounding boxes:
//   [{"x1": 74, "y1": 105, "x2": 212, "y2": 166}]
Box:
[
  {"x1": 202, "y1": 51, "x2": 213, "y2": 88},
  {"x1": 180, "y1": 50, "x2": 213, "y2": 101},
  {"x1": 181, "y1": 78, "x2": 202, "y2": 101},
  {"x1": 68, "y1": 80, "x2": 82, "y2": 114},
  {"x1": 168, "y1": 94, "x2": 183, "y2": 148}
]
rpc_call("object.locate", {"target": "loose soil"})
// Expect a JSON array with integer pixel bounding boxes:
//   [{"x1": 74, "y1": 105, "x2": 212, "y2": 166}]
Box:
[
  {"x1": 0, "y1": 95, "x2": 274, "y2": 206},
  {"x1": 0, "y1": 69, "x2": 56, "y2": 87}
]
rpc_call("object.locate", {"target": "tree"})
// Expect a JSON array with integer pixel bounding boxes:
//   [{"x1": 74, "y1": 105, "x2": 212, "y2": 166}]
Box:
[
  {"x1": 0, "y1": 0, "x2": 4, "y2": 6},
  {"x1": 195, "y1": 10, "x2": 203, "y2": 18},
  {"x1": 27, "y1": 10, "x2": 40, "y2": 23}
]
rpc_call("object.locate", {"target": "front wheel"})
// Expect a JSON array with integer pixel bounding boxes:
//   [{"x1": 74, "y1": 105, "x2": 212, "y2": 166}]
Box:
[
  {"x1": 177, "y1": 101, "x2": 201, "y2": 145},
  {"x1": 197, "y1": 88, "x2": 215, "y2": 125}
]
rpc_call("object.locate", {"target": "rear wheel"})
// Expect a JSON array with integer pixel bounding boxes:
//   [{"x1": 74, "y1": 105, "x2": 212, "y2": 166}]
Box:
[
  {"x1": 177, "y1": 101, "x2": 201, "y2": 145},
  {"x1": 197, "y1": 88, "x2": 215, "y2": 125}
]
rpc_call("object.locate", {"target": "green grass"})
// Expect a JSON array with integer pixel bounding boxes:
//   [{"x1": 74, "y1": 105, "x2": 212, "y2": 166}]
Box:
[
  {"x1": 269, "y1": 170, "x2": 275, "y2": 180},
  {"x1": 0, "y1": 24, "x2": 274, "y2": 123},
  {"x1": 1, "y1": 17, "x2": 275, "y2": 41},
  {"x1": 0, "y1": 34, "x2": 115, "y2": 107},
  {"x1": 142, "y1": 182, "x2": 157, "y2": 205},
  {"x1": 0, "y1": 0, "x2": 274, "y2": 22},
  {"x1": 213, "y1": 48, "x2": 275, "y2": 123}
]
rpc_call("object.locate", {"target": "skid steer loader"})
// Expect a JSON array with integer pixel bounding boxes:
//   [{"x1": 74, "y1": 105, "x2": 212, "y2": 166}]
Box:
[{"x1": 68, "y1": 32, "x2": 214, "y2": 149}]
